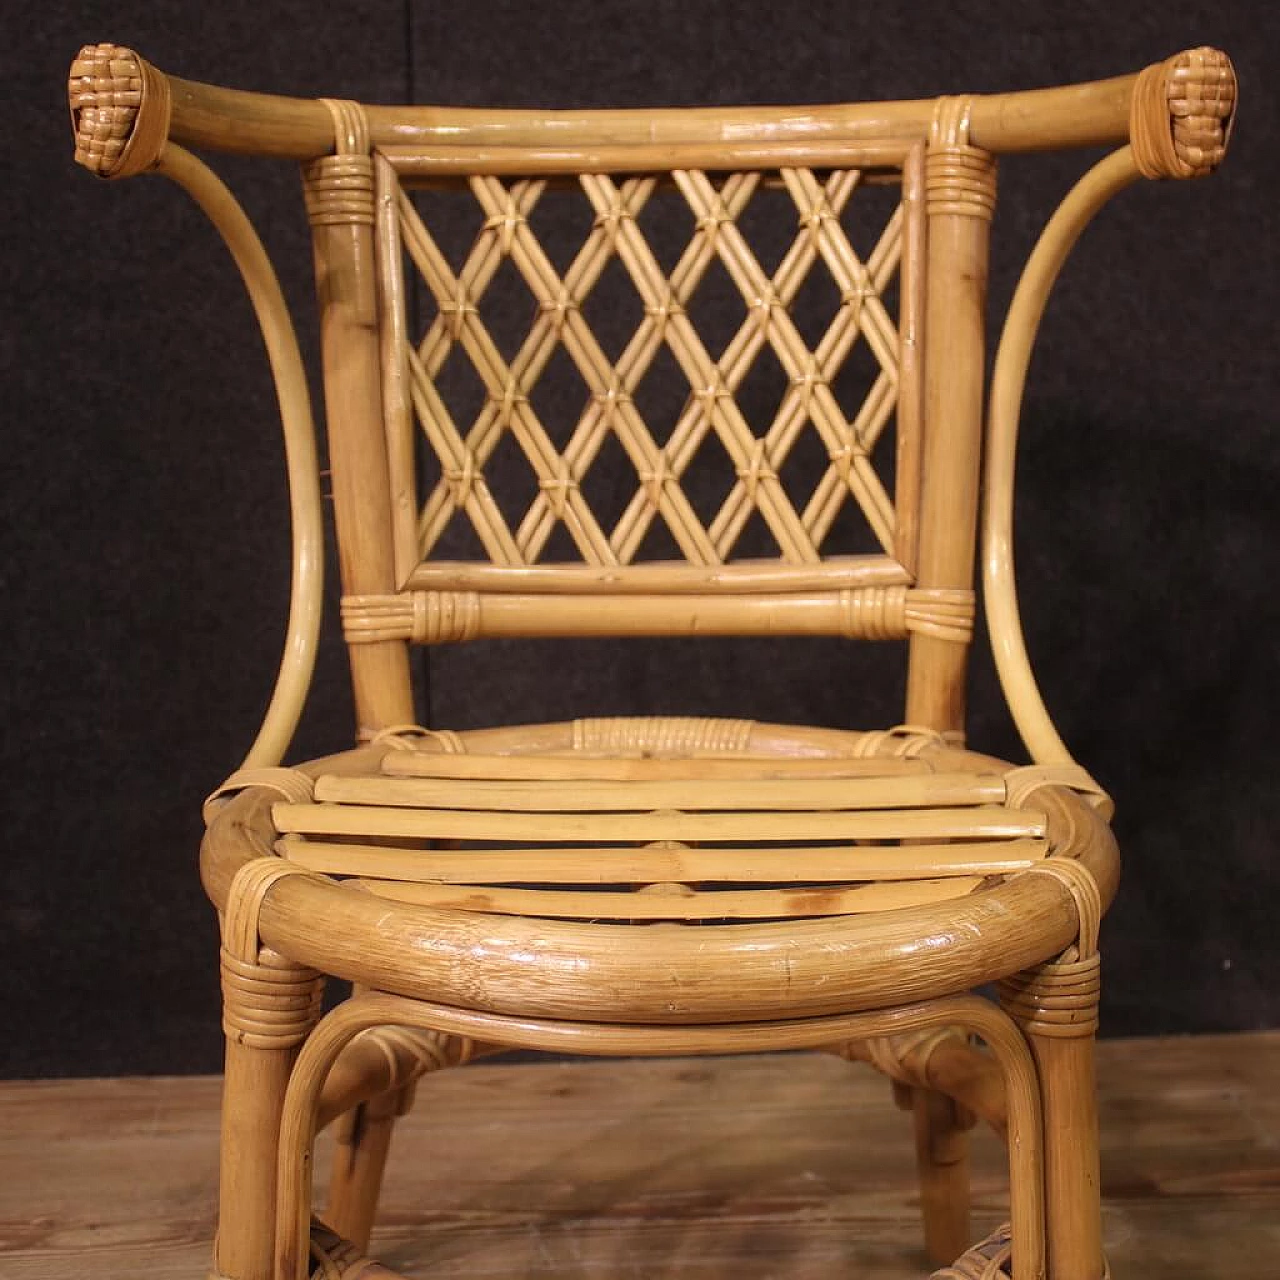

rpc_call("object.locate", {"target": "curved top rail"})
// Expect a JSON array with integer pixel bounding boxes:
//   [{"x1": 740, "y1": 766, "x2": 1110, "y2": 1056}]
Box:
[{"x1": 70, "y1": 43, "x2": 1234, "y2": 179}]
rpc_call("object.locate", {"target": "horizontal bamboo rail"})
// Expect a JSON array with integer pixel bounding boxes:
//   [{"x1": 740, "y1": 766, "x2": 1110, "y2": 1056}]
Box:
[
  {"x1": 340, "y1": 585, "x2": 975, "y2": 643},
  {"x1": 82, "y1": 56, "x2": 1141, "y2": 162},
  {"x1": 403, "y1": 555, "x2": 909, "y2": 594},
  {"x1": 71, "y1": 44, "x2": 1233, "y2": 182}
]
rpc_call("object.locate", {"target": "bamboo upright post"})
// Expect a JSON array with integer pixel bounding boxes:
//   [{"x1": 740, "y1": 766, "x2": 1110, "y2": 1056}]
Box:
[
  {"x1": 904, "y1": 99, "x2": 995, "y2": 733},
  {"x1": 900, "y1": 98, "x2": 998, "y2": 1264},
  {"x1": 304, "y1": 100, "x2": 415, "y2": 736}
]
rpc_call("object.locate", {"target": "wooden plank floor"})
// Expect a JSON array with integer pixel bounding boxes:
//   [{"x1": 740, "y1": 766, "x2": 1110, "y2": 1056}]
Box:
[{"x1": 1, "y1": 1032, "x2": 1277, "y2": 1278}]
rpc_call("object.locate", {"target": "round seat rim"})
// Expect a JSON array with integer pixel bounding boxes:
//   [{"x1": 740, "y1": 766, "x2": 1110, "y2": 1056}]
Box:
[{"x1": 201, "y1": 735, "x2": 1118, "y2": 1026}]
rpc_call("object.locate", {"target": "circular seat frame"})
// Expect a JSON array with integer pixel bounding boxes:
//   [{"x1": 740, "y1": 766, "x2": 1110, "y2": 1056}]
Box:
[{"x1": 202, "y1": 717, "x2": 1117, "y2": 1028}]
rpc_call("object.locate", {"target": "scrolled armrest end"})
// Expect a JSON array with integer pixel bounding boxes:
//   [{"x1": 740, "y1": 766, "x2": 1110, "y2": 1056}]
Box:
[
  {"x1": 68, "y1": 43, "x2": 172, "y2": 179},
  {"x1": 1131, "y1": 46, "x2": 1236, "y2": 180}
]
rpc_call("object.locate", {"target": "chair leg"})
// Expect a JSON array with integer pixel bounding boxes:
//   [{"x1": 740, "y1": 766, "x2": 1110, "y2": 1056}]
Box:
[
  {"x1": 1027, "y1": 1030, "x2": 1104, "y2": 1280},
  {"x1": 214, "y1": 865, "x2": 324, "y2": 1280},
  {"x1": 912, "y1": 1085, "x2": 972, "y2": 1266},
  {"x1": 325, "y1": 1085, "x2": 412, "y2": 1253},
  {"x1": 213, "y1": 1034, "x2": 305, "y2": 1280},
  {"x1": 1000, "y1": 937, "x2": 1106, "y2": 1280}
]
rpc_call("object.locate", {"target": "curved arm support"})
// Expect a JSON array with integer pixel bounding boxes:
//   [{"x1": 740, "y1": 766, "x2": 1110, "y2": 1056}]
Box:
[
  {"x1": 155, "y1": 144, "x2": 324, "y2": 769},
  {"x1": 983, "y1": 148, "x2": 1143, "y2": 767}
]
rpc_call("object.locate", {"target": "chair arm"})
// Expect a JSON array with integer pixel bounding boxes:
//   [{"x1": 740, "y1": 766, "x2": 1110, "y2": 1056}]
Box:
[
  {"x1": 982, "y1": 50, "x2": 1235, "y2": 771},
  {"x1": 69, "y1": 46, "x2": 325, "y2": 770}
]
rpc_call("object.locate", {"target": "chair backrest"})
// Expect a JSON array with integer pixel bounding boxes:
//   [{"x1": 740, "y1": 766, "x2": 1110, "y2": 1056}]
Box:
[
  {"x1": 68, "y1": 44, "x2": 1236, "y2": 758},
  {"x1": 309, "y1": 98, "x2": 998, "y2": 740}
]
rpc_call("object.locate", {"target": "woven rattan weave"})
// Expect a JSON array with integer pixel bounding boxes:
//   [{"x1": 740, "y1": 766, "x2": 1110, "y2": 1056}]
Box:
[{"x1": 67, "y1": 42, "x2": 1236, "y2": 1280}]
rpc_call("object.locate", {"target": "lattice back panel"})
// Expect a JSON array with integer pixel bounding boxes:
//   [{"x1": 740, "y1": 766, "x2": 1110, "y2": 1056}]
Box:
[{"x1": 379, "y1": 157, "x2": 924, "y2": 594}]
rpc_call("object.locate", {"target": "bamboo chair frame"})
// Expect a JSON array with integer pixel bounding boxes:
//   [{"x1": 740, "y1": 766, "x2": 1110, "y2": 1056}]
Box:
[{"x1": 67, "y1": 41, "x2": 1236, "y2": 1280}]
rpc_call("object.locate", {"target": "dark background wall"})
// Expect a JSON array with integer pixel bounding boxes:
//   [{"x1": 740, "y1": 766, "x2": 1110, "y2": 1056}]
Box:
[{"x1": 4, "y1": 1, "x2": 1276, "y2": 1077}]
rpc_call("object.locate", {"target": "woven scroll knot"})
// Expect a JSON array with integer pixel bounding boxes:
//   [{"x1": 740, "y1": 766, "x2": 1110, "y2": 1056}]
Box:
[
  {"x1": 221, "y1": 859, "x2": 322, "y2": 1050},
  {"x1": 68, "y1": 44, "x2": 171, "y2": 179},
  {"x1": 1131, "y1": 47, "x2": 1237, "y2": 180},
  {"x1": 203, "y1": 767, "x2": 316, "y2": 826}
]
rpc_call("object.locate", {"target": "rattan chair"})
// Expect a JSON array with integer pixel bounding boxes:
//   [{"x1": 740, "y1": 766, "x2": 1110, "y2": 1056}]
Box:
[{"x1": 67, "y1": 42, "x2": 1236, "y2": 1280}]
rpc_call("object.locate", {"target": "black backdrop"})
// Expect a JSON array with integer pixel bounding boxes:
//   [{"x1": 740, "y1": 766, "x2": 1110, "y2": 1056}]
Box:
[{"x1": 4, "y1": 1, "x2": 1277, "y2": 1077}]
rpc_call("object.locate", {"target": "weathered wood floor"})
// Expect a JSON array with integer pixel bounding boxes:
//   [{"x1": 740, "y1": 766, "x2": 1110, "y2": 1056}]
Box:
[{"x1": 1, "y1": 1031, "x2": 1276, "y2": 1278}]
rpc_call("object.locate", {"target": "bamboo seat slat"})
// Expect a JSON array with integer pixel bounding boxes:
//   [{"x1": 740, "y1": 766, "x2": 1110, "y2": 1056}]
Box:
[
  {"x1": 271, "y1": 802, "x2": 1046, "y2": 843},
  {"x1": 351, "y1": 876, "x2": 986, "y2": 920},
  {"x1": 312, "y1": 771, "x2": 1007, "y2": 812},
  {"x1": 380, "y1": 752, "x2": 937, "y2": 781},
  {"x1": 276, "y1": 835, "x2": 1049, "y2": 883}
]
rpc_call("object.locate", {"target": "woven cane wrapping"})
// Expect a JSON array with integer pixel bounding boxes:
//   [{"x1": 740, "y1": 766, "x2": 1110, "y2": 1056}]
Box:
[
  {"x1": 68, "y1": 43, "x2": 171, "y2": 178},
  {"x1": 1131, "y1": 46, "x2": 1237, "y2": 180}
]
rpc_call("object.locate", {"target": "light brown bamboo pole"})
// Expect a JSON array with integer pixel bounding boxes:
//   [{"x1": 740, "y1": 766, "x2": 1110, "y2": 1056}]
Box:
[
  {"x1": 1032, "y1": 1034, "x2": 1104, "y2": 1280},
  {"x1": 984, "y1": 147, "x2": 1142, "y2": 767},
  {"x1": 900, "y1": 106, "x2": 998, "y2": 1263},
  {"x1": 326, "y1": 1089, "x2": 404, "y2": 1253},
  {"x1": 305, "y1": 142, "x2": 416, "y2": 734},
  {"x1": 904, "y1": 122, "x2": 993, "y2": 731},
  {"x1": 154, "y1": 67, "x2": 1143, "y2": 161}
]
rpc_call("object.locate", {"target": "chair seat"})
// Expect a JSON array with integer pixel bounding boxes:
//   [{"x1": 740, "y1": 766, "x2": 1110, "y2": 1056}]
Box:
[{"x1": 202, "y1": 717, "x2": 1118, "y2": 1026}]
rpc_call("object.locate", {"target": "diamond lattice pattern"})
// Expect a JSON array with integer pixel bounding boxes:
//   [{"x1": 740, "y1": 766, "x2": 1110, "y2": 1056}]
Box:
[{"x1": 398, "y1": 167, "x2": 906, "y2": 569}]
